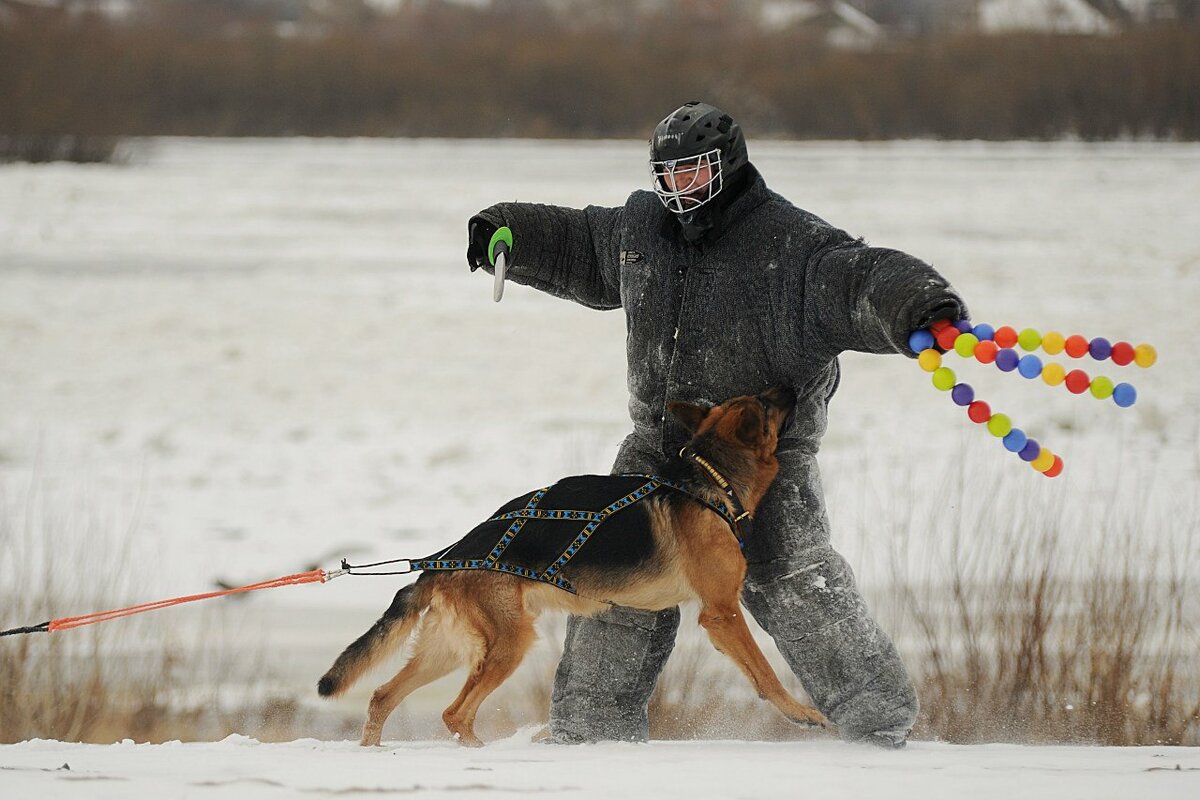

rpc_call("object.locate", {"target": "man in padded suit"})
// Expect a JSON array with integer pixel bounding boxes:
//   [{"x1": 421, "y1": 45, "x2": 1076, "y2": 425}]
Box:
[{"x1": 466, "y1": 101, "x2": 966, "y2": 749}]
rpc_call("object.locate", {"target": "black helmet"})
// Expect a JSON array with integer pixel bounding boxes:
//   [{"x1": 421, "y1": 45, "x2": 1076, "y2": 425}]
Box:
[{"x1": 649, "y1": 101, "x2": 748, "y2": 215}]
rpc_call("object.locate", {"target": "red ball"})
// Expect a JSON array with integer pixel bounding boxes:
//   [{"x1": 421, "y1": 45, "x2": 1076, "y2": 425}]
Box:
[
  {"x1": 936, "y1": 326, "x2": 960, "y2": 351},
  {"x1": 994, "y1": 326, "x2": 1018, "y2": 348},
  {"x1": 930, "y1": 319, "x2": 952, "y2": 333},
  {"x1": 1065, "y1": 369, "x2": 1090, "y2": 394},
  {"x1": 1065, "y1": 335, "x2": 1089, "y2": 358},
  {"x1": 1110, "y1": 341, "x2": 1135, "y2": 366},
  {"x1": 1044, "y1": 455, "x2": 1064, "y2": 478},
  {"x1": 967, "y1": 401, "x2": 991, "y2": 423},
  {"x1": 974, "y1": 340, "x2": 999, "y2": 364}
]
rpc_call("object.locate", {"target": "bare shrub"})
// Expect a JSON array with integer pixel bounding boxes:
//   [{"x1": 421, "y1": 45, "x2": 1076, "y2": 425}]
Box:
[
  {"x1": 0, "y1": 476, "x2": 266, "y2": 743},
  {"x1": 0, "y1": 135, "x2": 126, "y2": 164},
  {"x1": 890, "y1": 467, "x2": 1200, "y2": 745}
]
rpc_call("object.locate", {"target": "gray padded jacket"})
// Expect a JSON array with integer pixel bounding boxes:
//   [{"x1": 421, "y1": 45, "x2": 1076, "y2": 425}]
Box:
[{"x1": 476, "y1": 170, "x2": 965, "y2": 472}]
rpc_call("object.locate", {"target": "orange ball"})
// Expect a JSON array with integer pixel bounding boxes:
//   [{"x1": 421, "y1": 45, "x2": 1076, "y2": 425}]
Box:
[
  {"x1": 974, "y1": 340, "x2": 999, "y2": 364},
  {"x1": 994, "y1": 326, "x2": 1018, "y2": 348},
  {"x1": 930, "y1": 319, "x2": 953, "y2": 333},
  {"x1": 1064, "y1": 335, "x2": 1089, "y2": 358},
  {"x1": 936, "y1": 326, "x2": 960, "y2": 351},
  {"x1": 1044, "y1": 455, "x2": 1064, "y2": 478}
]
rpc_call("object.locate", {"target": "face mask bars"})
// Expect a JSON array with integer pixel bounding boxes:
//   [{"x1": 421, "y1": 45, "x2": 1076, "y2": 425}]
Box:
[{"x1": 650, "y1": 147, "x2": 724, "y2": 213}]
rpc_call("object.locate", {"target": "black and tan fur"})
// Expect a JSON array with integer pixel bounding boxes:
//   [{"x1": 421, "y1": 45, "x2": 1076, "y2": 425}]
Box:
[{"x1": 318, "y1": 386, "x2": 828, "y2": 747}]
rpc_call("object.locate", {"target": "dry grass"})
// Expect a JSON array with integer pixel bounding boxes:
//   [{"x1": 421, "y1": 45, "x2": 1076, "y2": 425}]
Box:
[
  {"x1": 0, "y1": 135, "x2": 126, "y2": 164},
  {"x1": 890, "y1": 470, "x2": 1200, "y2": 745},
  {"x1": 0, "y1": 476, "x2": 302, "y2": 744},
  {"x1": 4, "y1": 465, "x2": 1197, "y2": 746}
]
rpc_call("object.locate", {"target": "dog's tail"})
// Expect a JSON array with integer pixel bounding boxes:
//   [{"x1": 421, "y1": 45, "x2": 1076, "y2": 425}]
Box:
[{"x1": 317, "y1": 574, "x2": 435, "y2": 698}]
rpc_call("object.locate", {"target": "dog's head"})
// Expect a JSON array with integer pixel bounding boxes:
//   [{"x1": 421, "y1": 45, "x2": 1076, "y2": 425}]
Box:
[{"x1": 668, "y1": 386, "x2": 796, "y2": 466}]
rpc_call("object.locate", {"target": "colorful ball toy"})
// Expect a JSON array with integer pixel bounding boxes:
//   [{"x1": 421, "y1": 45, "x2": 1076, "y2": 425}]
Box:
[{"x1": 909, "y1": 322, "x2": 1156, "y2": 478}]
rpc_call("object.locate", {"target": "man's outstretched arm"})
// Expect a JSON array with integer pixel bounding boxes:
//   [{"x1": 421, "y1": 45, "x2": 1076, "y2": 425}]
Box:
[
  {"x1": 804, "y1": 237, "x2": 968, "y2": 358},
  {"x1": 468, "y1": 202, "x2": 623, "y2": 310}
]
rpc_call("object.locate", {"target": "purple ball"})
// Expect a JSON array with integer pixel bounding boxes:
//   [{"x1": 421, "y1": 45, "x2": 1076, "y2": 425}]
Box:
[
  {"x1": 1089, "y1": 337, "x2": 1112, "y2": 360},
  {"x1": 955, "y1": 320, "x2": 973, "y2": 333},
  {"x1": 995, "y1": 348, "x2": 1020, "y2": 372},
  {"x1": 951, "y1": 383, "x2": 975, "y2": 406},
  {"x1": 1019, "y1": 438, "x2": 1041, "y2": 462}
]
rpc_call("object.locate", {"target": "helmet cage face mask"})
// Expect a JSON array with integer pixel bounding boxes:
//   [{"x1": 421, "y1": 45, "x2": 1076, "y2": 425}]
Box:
[{"x1": 649, "y1": 148, "x2": 724, "y2": 214}]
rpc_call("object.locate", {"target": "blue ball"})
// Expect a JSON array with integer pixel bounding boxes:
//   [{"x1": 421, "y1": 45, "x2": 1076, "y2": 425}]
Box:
[
  {"x1": 908, "y1": 329, "x2": 935, "y2": 353},
  {"x1": 1113, "y1": 382, "x2": 1137, "y2": 408},
  {"x1": 995, "y1": 348, "x2": 1020, "y2": 372},
  {"x1": 955, "y1": 320, "x2": 973, "y2": 333},
  {"x1": 972, "y1": 323, "x2": 996, "y2": 341},
  {"x1": 1003, "y1": 428, "x2": 1028, "y2": 453},
  {"x1": 1018, "y1": 354, "x2": 1043, "y2": 379},
  {"x1": 951, "y1": 383, "x2": 975, "y2": 406},
  {"x1": 1019, "y1": 438, "x2": 1041, "y2": 462}
]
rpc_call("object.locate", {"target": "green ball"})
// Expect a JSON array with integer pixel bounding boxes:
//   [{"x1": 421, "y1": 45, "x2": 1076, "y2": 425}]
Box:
[
  {"x1": 932, "y1": 367, "x2": 956, "y2": 391},
  {"x1": 1090, "y1": 376, "x2": 1115, "y2": 399},
  {"x1": 953, "y1": 333, "x2": 980, "y2": 358},
  {"x1": 1018, "y1": 328, "x2": 1042, "y2": 351},
  {"x1": 987, "y1": 413, "x2": 1013, "y2": 438}
]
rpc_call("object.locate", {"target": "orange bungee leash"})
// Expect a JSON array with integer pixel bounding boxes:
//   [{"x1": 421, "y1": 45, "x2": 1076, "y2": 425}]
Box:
[{"x1": 0, "y1": 566, "x2": 351, "y2": 637}]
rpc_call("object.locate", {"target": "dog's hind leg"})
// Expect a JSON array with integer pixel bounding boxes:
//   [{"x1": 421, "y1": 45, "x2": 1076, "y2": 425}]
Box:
[
  {"x1": 441, "y1": 611, "x2": 537, "y2": 747},
  {"x1": 359, "y1": 610, "x2": 464, "y2": 746}
]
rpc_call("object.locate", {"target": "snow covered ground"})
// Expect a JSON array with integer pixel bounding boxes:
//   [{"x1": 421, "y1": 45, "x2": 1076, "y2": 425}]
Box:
[
  {"x1": 3, "y1": 734, "x2": 1199, "y2": 799},
  {"x1": 1, "y1": 139, "x2": 1199, "y2": 785}
]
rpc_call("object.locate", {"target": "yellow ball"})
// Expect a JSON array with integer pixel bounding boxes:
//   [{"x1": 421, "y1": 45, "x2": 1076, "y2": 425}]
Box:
[
  {"x1": 1042, "y1": 362, "x2": 1066, "y2": 386},
  {"x1": 954, "y1": 333, "x2": 979, "y2": 358},
  {"x1": 1041, "y1": 331, "x2": 1066, "y2": 355},
  {"x1": 1032, "y1": 447, "x2": 1055, "y2": 472},
  {"x1": 1134, "y1": 343, "x2": 1157, "y2": 368},
  {"x1": 918, "y1": 349, "x2": 942, "y2": 372},
  {"x1": 1018, "y1": 328, "x2": 1042, "y2": 352},
  {"x1": 1090, "y1": 376, "x2": 1114, "y2": 399},
  {"x1": 932, "y1": 367, "x2": 956, "y2": 391},
  {"x1": 987, "y1": 413, "x2": 1013, "y2": 438}
]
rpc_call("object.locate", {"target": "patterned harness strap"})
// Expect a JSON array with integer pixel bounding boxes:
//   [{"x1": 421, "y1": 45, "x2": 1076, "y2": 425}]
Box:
[{"x1": 410, "y1": 473, "x2": 746, "y2": 595}]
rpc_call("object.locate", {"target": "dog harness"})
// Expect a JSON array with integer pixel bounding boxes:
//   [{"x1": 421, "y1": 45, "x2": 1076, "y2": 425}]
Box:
[{"x1": 405, "y1": 457, "x2": 749, "y2": 595}]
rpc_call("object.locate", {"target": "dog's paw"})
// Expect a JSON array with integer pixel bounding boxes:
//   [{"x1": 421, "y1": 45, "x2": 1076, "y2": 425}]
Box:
[
  {"x1": 359, "y1": 723, "x2": 384, "y2": 747},
  {"x1": 453, "y1": 731, "x2": 485, "y2": 748},
  {"x1": 789, "y1": 708, "x2": 830, "y2": 729}
]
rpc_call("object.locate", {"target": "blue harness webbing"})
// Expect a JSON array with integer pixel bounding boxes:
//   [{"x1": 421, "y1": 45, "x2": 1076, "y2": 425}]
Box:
[{"x1": 409, "y1": 474, "x2": 741, "y2": 594}]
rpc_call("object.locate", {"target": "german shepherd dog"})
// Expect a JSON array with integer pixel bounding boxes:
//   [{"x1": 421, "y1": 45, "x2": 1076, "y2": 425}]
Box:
[{"x1": 318, "y1": 387, "x2": 828, "y2": 746}]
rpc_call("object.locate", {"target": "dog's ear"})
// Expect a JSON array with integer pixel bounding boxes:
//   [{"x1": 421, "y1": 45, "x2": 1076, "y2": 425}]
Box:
[
  {"x1": 759, "y1": 386, "x2": 796, "y2": 415},
  {"x1": 735, "y1": 407, "x2": 762, "y2": 445},
  {"x1": 668, "y1": 401, "x2": 708, "y2": 434}
]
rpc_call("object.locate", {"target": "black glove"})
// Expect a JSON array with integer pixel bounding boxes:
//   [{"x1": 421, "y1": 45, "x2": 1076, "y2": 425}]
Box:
[
  {"x1": 915, "y1": 301, "x2": 966, "y2": 332},
  {"x1": 467, "y1": 216, "x2": 499, "y2": 272}
]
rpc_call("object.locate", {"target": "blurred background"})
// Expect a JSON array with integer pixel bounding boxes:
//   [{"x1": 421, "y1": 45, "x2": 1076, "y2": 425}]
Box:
[
  {"x1": 1, "y1": 0, "x2": 1198, "y2": 749},
  {"x1": 1, "y1": 0, "x2": 1199, "y2": 161}
]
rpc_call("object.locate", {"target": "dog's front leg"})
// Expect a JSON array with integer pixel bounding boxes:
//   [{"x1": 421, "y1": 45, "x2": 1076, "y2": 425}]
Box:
[{"x1": 698, "y1": 603, "x2": 828, "y2": 729}]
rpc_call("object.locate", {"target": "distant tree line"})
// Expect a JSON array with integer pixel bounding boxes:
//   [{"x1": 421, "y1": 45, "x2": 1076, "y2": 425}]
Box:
[{"x1": 1, "y1": 4, "x2": 1198, "y2": 151}]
